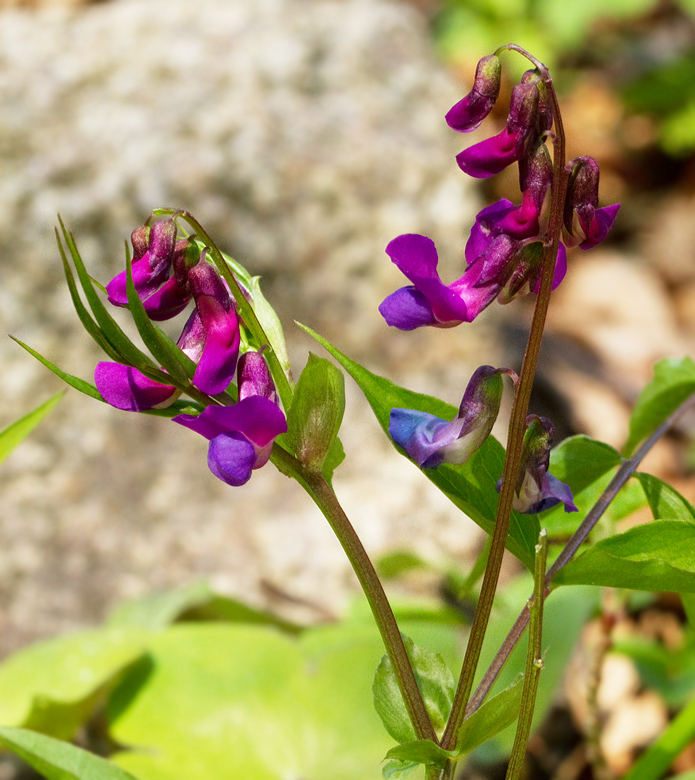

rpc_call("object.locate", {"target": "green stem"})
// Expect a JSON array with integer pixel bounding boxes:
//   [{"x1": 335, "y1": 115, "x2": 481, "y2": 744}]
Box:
[
  {"x1": 271, "y1": 447, "x2": 437, "y2": 742},
  {"x1": 440, "y1": 50, "x2": 567, "y2": 753},
  {"x1": 504, "y1": 529, "x2": 548, "y2": 780}
]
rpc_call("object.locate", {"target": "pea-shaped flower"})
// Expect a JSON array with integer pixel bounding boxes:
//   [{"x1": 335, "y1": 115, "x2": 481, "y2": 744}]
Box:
[{"x1": 390, "y1": 366, "x2": 516, "y2": 469}]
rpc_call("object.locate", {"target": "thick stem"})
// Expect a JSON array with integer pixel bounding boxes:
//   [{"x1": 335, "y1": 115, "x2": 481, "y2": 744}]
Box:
[
  {"x1": 440, "y1": 61, "x2": 567, "y2": 753},
  {"x1": 467, "y1": 387, "x2": 695, "y2": 714},
  {"x1": 282, "y1": 459, "x2": 437, "y2": 742}
]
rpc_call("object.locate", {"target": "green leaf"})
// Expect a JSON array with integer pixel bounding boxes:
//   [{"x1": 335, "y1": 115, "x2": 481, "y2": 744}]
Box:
[
  {"x1": 382, "y1": 759, "x2": 421, "y2": 779},
  {"x1": 623, "y1": 694, "x2": 695, "y2": 780},
  {"x1": 287, "y1": 353, "x2": 345, "y2": 474},
  {"x1": 554, "y1": 520, "x2": 695, "y2": 592},
  {"x1": 0, "y1": 391, "x2": 64, "y2": 465},
  {"x1": 301, "y1": 325, "x2": 538, "y2": 568},
  {"x1": 384, "y1": 738, "x2": 454, "y2": 765},
  {"x1": 0, "y1": 628, "x2": 148, "y2": 739},
  {"x1": 636, "y1": 472, "x2": 695, "y2": 522},
  {"x1": 109, "y1": 623, "x2": 394, "y2": 780},
  {"x1": 248, "y1": 275, "x2": 291, "y2": 375},
  {"x1": 625, "y1": 357, "x2": 695, "y2": 456},
  {"x1": 457, "y1": 675, "x2": 524, "y2": 754},
  {"x1": 373, "y1": 636, "x2": 455, "y2": 743},
  {"x1": 549, "y1": 435, "x2": 622, "y2": 490},
  {"x1": 0, "y1": 727, "x2": 140, "y2": 780},
  {"x1": 11, "y1": 338, "x2": 103, "y2": 403},
  {"x1": 107, "y1": 582, "x2": 214, "y2": 630},
  {"x1": 57, "y1": 218, "x2": 154, "y2": 371}
]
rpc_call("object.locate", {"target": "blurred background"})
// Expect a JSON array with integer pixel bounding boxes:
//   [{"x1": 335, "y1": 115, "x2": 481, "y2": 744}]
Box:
[{"x1": 2, "y1": 0, "x2": 695, "y2": 776}]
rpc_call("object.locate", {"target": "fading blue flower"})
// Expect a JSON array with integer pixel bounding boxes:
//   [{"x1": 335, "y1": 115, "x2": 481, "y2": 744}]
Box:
[
  {"x1": 500, "y1": 415, "x2": 577, "y2": 514},
  {"x1": 390, "y1": 366, "x2": 516, "y2": 469}
]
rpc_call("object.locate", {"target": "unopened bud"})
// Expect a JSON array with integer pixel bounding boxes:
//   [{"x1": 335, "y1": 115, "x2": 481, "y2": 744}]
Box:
[{"x1": 446, "y1": 54, "x2": 502, "y2": 133}]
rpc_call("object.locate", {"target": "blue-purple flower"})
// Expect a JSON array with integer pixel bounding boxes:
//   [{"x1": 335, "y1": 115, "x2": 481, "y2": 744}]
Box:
[
  {"x1": 501, "y1": 415, "x2": 577, "y2": 514},
  {"x1": 174, "y1": 352, "x2": 287, "y2": 486},
  {"x1": 390, "y1": 366, "x2": 516, "y2": 469}
]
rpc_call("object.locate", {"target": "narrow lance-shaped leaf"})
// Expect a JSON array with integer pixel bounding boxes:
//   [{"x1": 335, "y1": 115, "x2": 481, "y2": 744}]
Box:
[
  {"x1": 636, "y1": 472, "x2": 695, "y2": 522},
  {"x1": 58, "y1": 217, "x2": 155, "y2": 371},
  {"x1": 0, "y1": 391, "x2": 65, "y2": 465},
  {"x1": 0, "y1": 727, "x2": 141, "y2": 780}
]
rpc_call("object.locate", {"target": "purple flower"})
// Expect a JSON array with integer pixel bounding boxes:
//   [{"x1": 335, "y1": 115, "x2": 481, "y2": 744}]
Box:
[
  {"x1": 390, "y1": 366, "x2": 516, "y2": 469},
  {"x1": 456, "y1": 81, "x2": 540, "y2": 178},
  {"x1": 379, "y1": 233, "x2": 521, "y2": 330},
  {"x1": 499, "y1": 415, "x2": 577, "y2": 514},
  {"x1": 174, "y1": 352, "x2": 286, "y2": 487},
  {"x1": 563, "y1": 156, "x2": 620, "y2": 250},
  {"x1": 94, "y1": 362, "x2": 179, "y2": 412},
  {"x1": 446, "y1": 54, "x2": 502, "y2": 133}
]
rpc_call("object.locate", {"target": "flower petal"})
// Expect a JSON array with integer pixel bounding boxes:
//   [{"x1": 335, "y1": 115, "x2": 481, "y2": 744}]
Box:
[
  {"x1": 207, "y1": 432, "x2": 257, "y2": 486},
  {"x1": 379, "y1": 287, "x2": 438, "y2": 330},
  {"x1": 579, "y1": 203, "x2": 621, "y2": 250},
  {"x1": 390, "y1": 408, "x2": 465, "y2": 468},
  {"x1": 95, "y1": 362, "x2": 178, "y2": 411},
  {"x1": 456, "y1": 129, "x2": 523, "y2": 178},
  {"x1": 192, "y1": 295, "x2": 240, "y2": 395},
  {"x1": 142, "y1": 276, "x2": 191, "y2": 321}
]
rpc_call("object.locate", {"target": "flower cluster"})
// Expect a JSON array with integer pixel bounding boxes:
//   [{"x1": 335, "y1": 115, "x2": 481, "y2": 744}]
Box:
[
  {"x1": 379, "y1": 53, "x2": 620, "y2": 331},
  {"x1": 95, "y1": 216, "x2": 286, "y2": 486}
]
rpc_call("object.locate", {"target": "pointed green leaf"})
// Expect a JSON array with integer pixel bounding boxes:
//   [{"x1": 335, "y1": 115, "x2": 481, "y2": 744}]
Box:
[
  {"x1": 373, "y1": 635, "x2": 455, "y2": 743},
  {"x1": 58, "y1": 218, "x2": 154, "y2": 370},
  {"x1": 625, "y1": 357, "x2": 695, "y2": 456},
  {"x1": 10, "y1": 338, "x2": 103, "y2": 402},
  {"x1": 55, "y1": 229, "x2": 121, "y2": 362},
  {"x1": 549, "y1": 435, "x2": 622, "y2": 490},
  {"x1": 0, "y1": 727, "x2": 140, "y2": 780},
  {"x1": 382, "y1": 759, "x2": 421, "y2": 779},
  {"x1": 0, "y1": 391, "x2": 64, "y2": 465},
  {"x1": 300, "y1": 325, "x2": 537, "y2": 568},
  {"x1": 384, "y1": 738, "x2": 454, "y2": 765},
  {"x1": 287, "y1": 353, "x2": 345, "y2": 474},
  {"x1": 637, "y1": 472, "x2": 695, "y2": 522},
  {"x1": 555, "y1": 520, "x2": 695, "y2": 592},
  {"x1": 456, "y1": 674, "x2": 524, "y2": 755}
]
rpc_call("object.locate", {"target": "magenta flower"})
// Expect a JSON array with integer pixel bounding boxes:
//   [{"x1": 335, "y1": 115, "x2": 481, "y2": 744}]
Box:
[
  {"x1": 498, "y1": 415, "x2": 577, "y2": 514},
  {"x1": 445, "y1": 54, "x2": 502, "y2": 133},
  {"x1": 390, "y1": 366, "x2": 515, "y2": 469},
  {"x1": 563, "y1": 156, "x2": 620, "y2": 250},
  {"x1": 174, "y1": 352, "x2": 286, "y2": 487},
  {"x1": 455, "y1": 81, "x2": 540, "y2": 178},
  {"x1": 379, "y1": 233, "x2": 522, "y2": 330},
  {"x1": 94, "y1": 362, "x2": 179, "y2": 412}
]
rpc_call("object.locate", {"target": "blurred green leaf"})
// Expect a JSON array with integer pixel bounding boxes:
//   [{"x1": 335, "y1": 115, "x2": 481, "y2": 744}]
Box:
[
  {"x1": 301, "y1": 325, "x2": 538, "y2": 568},
  {"x1": 624, "y1": 357, "x2": 695, "y2": 457},
  {"x1": 0, "y1": 727, "x2": 140, "y2": 780},
  {"x1": 109, "y1": 623, "x2": 395, "y2": 780},
  {"x1": 0, "y1": 629, "x2": 147, "y2": 739},
  {"x1": 0, "y1": 391, "x2": 64, "y2": 465},
  {"x1": 373, "y1": 635, "x2": 455, "y2": 743},
  {"x1": 555, "y1": 520, "x2": 695, "y2": 592},
  {"x1": 456, "y1": 675, "x2": 524, "y2": 754}
]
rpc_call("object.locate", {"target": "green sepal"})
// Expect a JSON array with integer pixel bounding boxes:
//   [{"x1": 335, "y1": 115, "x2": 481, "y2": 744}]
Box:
[
  {"x1": 287, "y1": 353, "x2": 345, "y2": 475},
  {"x1": 625, "y1": 357, "x2": 695, "y2": 456},
  {"x1": 0, "y1": 391, "x2": 65, "y2": 465},
  {"x1": 0, "y1": 727, "x2": 140, "y2": 780},
  {"x1": 373, "y1": 635, "x2": 454, "y2": 744},
  {"x1": 301, "y1": 324, "x2": 538, "y2": 568}
]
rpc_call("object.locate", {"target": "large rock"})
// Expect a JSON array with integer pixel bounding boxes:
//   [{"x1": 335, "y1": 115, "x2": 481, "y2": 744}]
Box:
[{"x1": 0, "y1": 0, "x2": 488, "y2": 654}]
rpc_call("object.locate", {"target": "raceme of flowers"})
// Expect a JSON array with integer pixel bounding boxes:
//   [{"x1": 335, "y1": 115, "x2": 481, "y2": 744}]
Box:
[
  {"x1": 95, "y1": 217, "x2": 286, "y2": 486},
  {"x1": 379, "y1": 53, "x2": 620, "y2": 332}
]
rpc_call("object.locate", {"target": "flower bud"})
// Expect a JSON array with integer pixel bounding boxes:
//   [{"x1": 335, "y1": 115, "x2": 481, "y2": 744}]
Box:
[
  {"x1": 564, "y1": 156, "x2": 620, "y2": 250},
  {"x1": 238, "y1": 350, "x2": 278, "y2": 403},
  {"x1": 446, "y1": 54, "x2": 502, "y2": 133}
]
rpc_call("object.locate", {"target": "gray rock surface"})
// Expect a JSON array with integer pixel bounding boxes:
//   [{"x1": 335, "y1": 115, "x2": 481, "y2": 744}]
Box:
[{"x1": 0, "y1": 0, "x2": 500, "y2": 656}]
